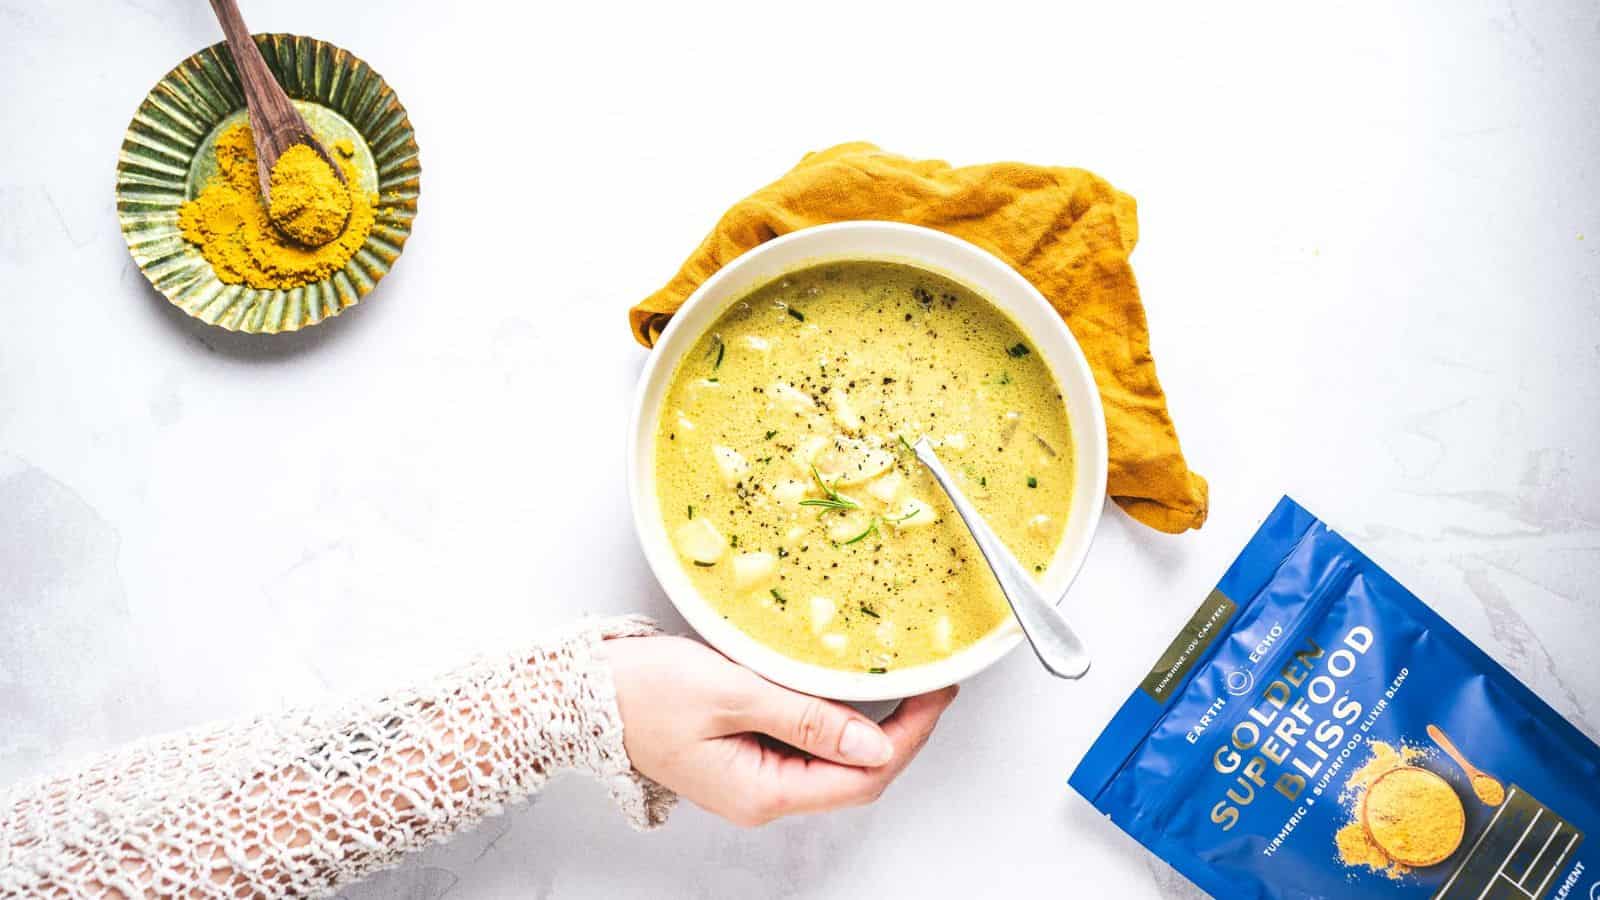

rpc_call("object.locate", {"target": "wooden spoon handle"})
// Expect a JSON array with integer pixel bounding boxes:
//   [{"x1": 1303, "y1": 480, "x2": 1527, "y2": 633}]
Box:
[
  {"x1": 1427, "y1": 723, "x2": 1479, "y2": 778},
  {"x1": 207, "y1": 0, "x2": 312, "y2": 194}
]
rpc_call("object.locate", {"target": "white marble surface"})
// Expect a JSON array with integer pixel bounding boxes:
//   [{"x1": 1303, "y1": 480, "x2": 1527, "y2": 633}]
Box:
[{"x1": 2, "y1": 0, "x2": 1597, "y2": 897}]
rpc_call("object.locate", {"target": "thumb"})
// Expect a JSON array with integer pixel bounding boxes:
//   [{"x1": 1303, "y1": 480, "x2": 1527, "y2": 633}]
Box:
[{"x1": 732, "y1": 679, "x2": 895, "y2": 767}]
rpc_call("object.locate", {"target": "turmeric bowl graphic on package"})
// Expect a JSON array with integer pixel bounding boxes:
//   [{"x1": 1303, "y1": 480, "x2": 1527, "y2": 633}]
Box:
[{"x1": 1361, "y1": 766, "x2": 1466, "y2": 867}]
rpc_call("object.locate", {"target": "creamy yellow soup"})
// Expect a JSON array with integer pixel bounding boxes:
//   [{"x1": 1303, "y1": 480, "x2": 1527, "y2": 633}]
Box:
[{"x1": 655, "y1": 261, "x2": 1074, "y2": 673}]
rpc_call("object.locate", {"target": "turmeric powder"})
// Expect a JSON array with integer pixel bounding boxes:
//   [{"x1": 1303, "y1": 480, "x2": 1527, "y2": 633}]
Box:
[
  {"x1": 267, "y1": 144, "x2": 350, "y2": 247},
  {"x1": 178, "y1": 123, "x2": 375, "y2": 290},
  {"x1": 1472, "y1": 773, "x2": 1506, "y2": 806},
  {"x1": 1362, "y1": 766, "x2": 1466, "y2": 866},
  {"x1": 1335, "y1": 822, "x2": 1409, "y2": 879},
  {"x1": 1334, "y1": 741, "x2": 1445, "y2": 879},
  {"x1": 1343, "y1": 740, "x2": 1426, "y2": 798}
]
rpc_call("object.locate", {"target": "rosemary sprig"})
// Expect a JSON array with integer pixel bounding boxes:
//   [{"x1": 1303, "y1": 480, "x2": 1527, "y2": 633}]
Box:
[
  {"x1": 858, "y1": 603, "x2": 881, "y2": 618},
  {"x1": 841, "y1": 519, "x2": 878, "y2": 546},
  {"x1": 885, "y1": 508, "x2": 921, "y2": 525},
  {"x1": 798, "y1": 465, "x2": 861, "y2": 513},
  {"x1": 868, "y1": 666, "x2": 887, "y2": 674},
  {"x1": 896, "y1": 433, "x2": 915, "y2": 454},
  {"x1": 798, "y1": 497, "x2": 860, "y2": 512}
]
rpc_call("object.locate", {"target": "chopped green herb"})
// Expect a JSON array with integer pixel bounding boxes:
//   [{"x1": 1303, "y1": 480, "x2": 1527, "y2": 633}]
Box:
[
  {"x1": 764, "y1": 430, "x2": 778, "y2": 440},
  {"x1": 859, "y1": 604, "x2": 881, "y2": 618},
  {"x1": 706, "y1": 376, "x2": 718, "y2": 383},
  {"x1": 1027, "y1": 476, "x2": 1038, "y2": 488},
  {"x1": 996, "y1": 371, "x2": 1013, "y2": 385},
  {"x1": 729, "y1": 535, "x2": 740, "y2": 547},
  {"x1": 693, "y1": 560, "x2": 716, "y2": 567},
  {"x1": 868, "y1": 666, "x2": 887, "y2": 674},
  {"x1": 1007, "y1": 342, "x2": 1031, "y2": 358},
  {"x1": 841, "y1": 519, "x2": 879, "y2": 546},
  {"x1": 770, "y1": 588, "x2": 787, "y2": 605},
  {"x1": 712, "y1": 341, "x2": 725, "y2": 370},
  {"x1": 897, "y1": 434, "x2": 915, "y2": 453},
  {"x1": 777, "y1": 547, "x2": 789, "y2": 558},
  {"x1": 687, "y1": 505, "x2": 695, "y2": 519},
  {"x1": 1034, "y1": 564, "x2": 1044, "y2": 572},
  {"x1": 787, "y1": 307, "x2": 805, "y2": 322}
]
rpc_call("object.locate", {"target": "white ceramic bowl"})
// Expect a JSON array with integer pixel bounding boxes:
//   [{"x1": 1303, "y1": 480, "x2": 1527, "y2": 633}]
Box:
[{"x1": 628, "y1": 222, "x2": 1108, "y2": 701}]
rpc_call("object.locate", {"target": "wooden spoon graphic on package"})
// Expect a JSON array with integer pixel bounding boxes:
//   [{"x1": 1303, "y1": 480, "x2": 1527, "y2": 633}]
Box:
[
  {"x1": 206, "y1": 0, "x2": 349, "y2": 243},
  {"x1": 1427, "y1": 724, "x2": 1507, "y2": 806}
]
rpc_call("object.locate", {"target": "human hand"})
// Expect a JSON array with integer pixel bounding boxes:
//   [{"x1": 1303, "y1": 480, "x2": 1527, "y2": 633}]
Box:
[{"x1": 601, "y1": 635, "x2": 958, "y2": 826}]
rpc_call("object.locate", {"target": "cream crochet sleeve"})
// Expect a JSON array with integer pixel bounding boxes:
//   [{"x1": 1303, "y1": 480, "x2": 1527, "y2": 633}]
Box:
[{"x1": 0, "y1": 615, "x2": 675, "y2": 899}]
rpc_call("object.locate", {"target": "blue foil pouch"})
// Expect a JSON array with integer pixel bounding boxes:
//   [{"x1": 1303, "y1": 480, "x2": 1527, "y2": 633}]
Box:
[{"x1": 1071, "y1": 496, "x2": 1600, "y2": 899}]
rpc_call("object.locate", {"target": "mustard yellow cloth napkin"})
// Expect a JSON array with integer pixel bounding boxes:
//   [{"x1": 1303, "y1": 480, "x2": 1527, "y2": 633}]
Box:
[{"x1": 629, "y1": 143, "x2": 1208, "y2": 533}]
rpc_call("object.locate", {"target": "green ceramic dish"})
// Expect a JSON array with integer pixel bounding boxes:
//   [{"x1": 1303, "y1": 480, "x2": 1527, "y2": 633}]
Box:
[{"x1": 116, "y1": 34, "x2": 420, "y2": 333}]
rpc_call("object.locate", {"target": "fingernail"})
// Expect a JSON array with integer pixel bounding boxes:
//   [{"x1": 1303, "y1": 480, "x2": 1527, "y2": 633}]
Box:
[{"x1": 839, "y1": 720, "x2": 893, "y2": 766}]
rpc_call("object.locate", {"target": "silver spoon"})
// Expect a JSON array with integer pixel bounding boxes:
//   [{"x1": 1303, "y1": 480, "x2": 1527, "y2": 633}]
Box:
[{"x1": 911, "y1": 438, "x2": 1091, "y2": 679}]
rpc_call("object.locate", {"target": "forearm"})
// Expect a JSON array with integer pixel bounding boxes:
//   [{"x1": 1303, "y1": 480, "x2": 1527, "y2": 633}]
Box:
[{"x1": 0, "y1": 616, "x2": 673, "y2": 899}]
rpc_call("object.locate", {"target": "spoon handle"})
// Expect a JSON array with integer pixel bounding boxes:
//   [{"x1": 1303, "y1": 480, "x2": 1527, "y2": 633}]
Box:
[
  {"x1": 1426, "y1": 724, "x2": 1479, "y2": 778},
  {"x1": 913, "y1": 438, "x2": 1091, "y2": 679},
  {"x1": 207, "y1": 0, "x2": 321, "y2": 195}
]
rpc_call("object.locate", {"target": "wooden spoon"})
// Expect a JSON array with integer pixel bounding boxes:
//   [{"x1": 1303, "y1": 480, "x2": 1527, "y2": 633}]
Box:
[
  {"x1": 206, "y1": 0, "x2": 348, "y2": 232},
  {"x1": 1427, "y1": 723, "x2": 1505, "y2": 805}
]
